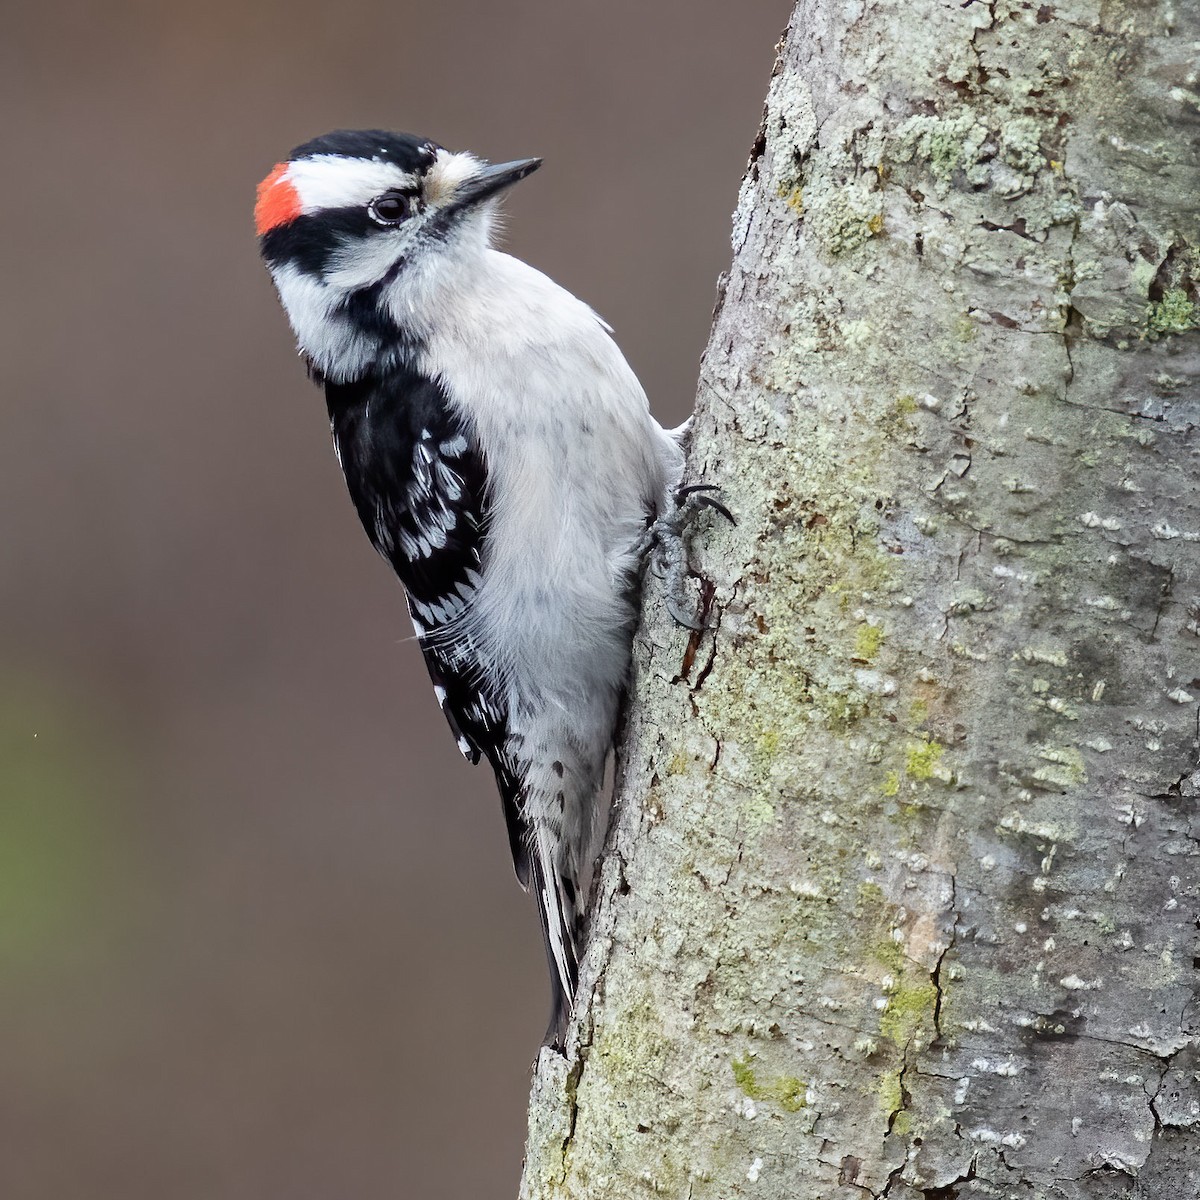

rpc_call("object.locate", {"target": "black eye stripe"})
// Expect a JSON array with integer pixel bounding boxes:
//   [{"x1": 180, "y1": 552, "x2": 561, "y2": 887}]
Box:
[
  {"x1": 260, "y1": 205, "x2": 375, "y2": 274},
  {"x1": 261, "y1": 192, "x2": 427, "y2": 275}
]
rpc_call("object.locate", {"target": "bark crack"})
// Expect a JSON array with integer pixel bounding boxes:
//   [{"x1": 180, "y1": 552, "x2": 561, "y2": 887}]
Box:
[
  {"x1": 919, "y1": 1154, "x2": 979, "y2": 1200},
  {"x1": 932, "y1": 874, "x2": 959, "y2": 1042}
]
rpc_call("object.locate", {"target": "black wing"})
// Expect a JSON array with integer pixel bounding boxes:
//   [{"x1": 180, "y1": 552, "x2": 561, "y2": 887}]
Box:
[{"x1": 325, "y1": 364, "x2": 531, "y2": 883}]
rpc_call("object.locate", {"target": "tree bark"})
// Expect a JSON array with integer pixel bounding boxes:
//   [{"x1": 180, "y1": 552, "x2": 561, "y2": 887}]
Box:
[{"x1": 521, "y1": 1, "x2": 1200, "y2": 1196}]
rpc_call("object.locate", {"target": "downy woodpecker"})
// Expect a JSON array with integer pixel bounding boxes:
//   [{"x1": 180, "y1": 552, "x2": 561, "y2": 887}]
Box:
[{"x1": 255, "y1": 129, "x2": 725, "y2": 1037}]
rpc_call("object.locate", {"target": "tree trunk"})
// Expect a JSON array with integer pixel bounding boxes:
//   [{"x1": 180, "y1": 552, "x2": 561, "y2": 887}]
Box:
[{"x1": 520, "y1": 1, "x2": 1200, "y2": 1196}]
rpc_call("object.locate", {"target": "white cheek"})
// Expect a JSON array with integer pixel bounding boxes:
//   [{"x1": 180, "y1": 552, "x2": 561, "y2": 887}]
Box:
[
  {"x1": 325, "y1": 229, "x2": 415, "y2": 290},
  {"x1": 270, "y1": 263, "x2": 378, "y2": 381},
  {"x1": 271, "y1": 264, "x2": 336, "y2": 341}
]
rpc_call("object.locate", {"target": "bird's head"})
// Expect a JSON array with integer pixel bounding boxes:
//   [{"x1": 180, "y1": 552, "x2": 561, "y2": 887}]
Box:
[{"x1": 255, "y1": 129, "x2": 541, "y2": 380}]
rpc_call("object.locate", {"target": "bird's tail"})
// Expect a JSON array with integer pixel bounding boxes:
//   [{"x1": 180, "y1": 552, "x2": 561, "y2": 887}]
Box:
[
  {"x1": 528, "y1": 819, "x2": 583, "y2": 1046},
  {"x1": 493, "y1": 743, "x2": 603, "y2": 1047}
]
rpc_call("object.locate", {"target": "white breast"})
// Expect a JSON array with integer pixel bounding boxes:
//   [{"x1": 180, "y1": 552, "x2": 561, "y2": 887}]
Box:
[{"x1": 413, "y1": 249, "x2": 682, "y2": 716}]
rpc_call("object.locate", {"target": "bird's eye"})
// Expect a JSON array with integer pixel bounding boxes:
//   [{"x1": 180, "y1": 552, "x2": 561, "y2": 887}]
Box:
[{"x1": 368, "y1": 191, "x2": 417, "y2": 226}]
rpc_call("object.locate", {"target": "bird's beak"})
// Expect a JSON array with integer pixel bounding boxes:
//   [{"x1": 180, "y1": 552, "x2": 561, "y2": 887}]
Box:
[{"x1": 453, "y1": 158, "x2": 542, "y2": 209}]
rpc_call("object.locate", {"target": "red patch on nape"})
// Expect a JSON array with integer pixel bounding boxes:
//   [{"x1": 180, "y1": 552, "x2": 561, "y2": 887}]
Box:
[{"x1": 254, "y1": 162, "x2": 302, "y2": 235}]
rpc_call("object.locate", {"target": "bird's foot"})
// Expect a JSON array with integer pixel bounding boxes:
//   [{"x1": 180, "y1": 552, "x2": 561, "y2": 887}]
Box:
[{"x1": 636, "y1": 483, "x2": 735, "y2": 631}]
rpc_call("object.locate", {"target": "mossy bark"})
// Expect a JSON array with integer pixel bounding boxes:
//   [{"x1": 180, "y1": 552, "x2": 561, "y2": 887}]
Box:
[{"x1": 521, "y1": 1, "x2": 1200, "y2": 1196}]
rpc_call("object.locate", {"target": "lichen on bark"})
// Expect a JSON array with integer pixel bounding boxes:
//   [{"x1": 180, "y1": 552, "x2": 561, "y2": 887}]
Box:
[{"x1": 521, "y1": 2, "x2": 1200, "y2": 1197}]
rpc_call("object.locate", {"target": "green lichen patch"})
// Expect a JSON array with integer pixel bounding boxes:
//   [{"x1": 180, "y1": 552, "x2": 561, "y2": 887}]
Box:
[
  {"x1": 877, "y1": 1066, "x2": 914, "y2": 1134},
  {"x1": 871, "y1": 936, "x2": 940, "y2": 1053},
  {"x1": 853, "y1": 623, "x2": 885, "y2": 661},
  {"x1": 999, "y1": 115, "x2": 1045, "y2": 177},
  {"x1": 905, "y1": 736, "x2": 945, "y2": 780},
  {"x1": 952, "y1": 313, "x2": 977, "y2": 343},
  {"x1": 808, "y1": 184, "x2": 885, "y2": 256},
  {"x1": 815, "y1": 688, "x2": 871, "y2": 729},
  {"x1": 1139, "y1": 244, "x2": 1200, "y2": 338},
  {"x1": 878, "y1": 1066, "x2": 903, "y2": 1117},
  {"x1": 878, "y1": 975, "x2": 939, "y2": 1046},
  {"x1": 1146, "y1": 288, "x2": 1199, "y2": 338},
  {"x1": 879, "y1": 727, "x2": 951, "y2": 798},
  {"x1": 889, "y1": 111, "x2": 990, "y2": 193},
  {"x1": 756, "y1": 729, "x2": 781, "y2": 759},
  {"x1": 885, "y1": 87, "x2": 1077, "y2": 233},
  {"x1": 731, "y1": 1055, "x2": 808, "y2": 1112}
]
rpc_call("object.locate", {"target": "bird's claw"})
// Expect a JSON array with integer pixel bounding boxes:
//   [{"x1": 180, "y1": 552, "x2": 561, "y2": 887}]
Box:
[
  {"x1": 694, "y1": 493, "x2": 736, "y2": 525},
  {"x1": 640, "y1": 481, "x2": 734, "y2": 631},
  {"x1": 675, "y1": 483, "x2": 736, "y2": 526},
  {"x1": 665, "y1": 595, "x2": 709, "y2": 632}
]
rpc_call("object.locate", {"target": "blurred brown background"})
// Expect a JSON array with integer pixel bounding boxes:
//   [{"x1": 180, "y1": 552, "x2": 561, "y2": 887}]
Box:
[{"x1": 0, "y1": 2, "x2": 788, "y2": 1196}]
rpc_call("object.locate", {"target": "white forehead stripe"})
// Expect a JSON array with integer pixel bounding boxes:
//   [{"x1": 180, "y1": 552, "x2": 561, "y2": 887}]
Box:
[{"x1": 285, "y1": 155, "x2": 419, "y2": 214}]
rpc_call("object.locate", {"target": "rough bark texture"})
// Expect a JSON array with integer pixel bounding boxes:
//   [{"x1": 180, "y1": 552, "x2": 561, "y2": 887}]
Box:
[{"x1": 521, "y1": 2, "x2": 1200, "y2": 1197}]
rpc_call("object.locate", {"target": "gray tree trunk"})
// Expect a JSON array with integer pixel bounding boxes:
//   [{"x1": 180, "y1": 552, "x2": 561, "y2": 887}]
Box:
[{"x1": 520, "y1": 1, "x2": 1200, "y2": 1196}]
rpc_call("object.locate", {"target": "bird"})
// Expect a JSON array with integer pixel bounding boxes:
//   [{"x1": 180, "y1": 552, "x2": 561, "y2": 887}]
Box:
[{"x1": 254, "y1": 129, "x2": 728, "y2": 1040}]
